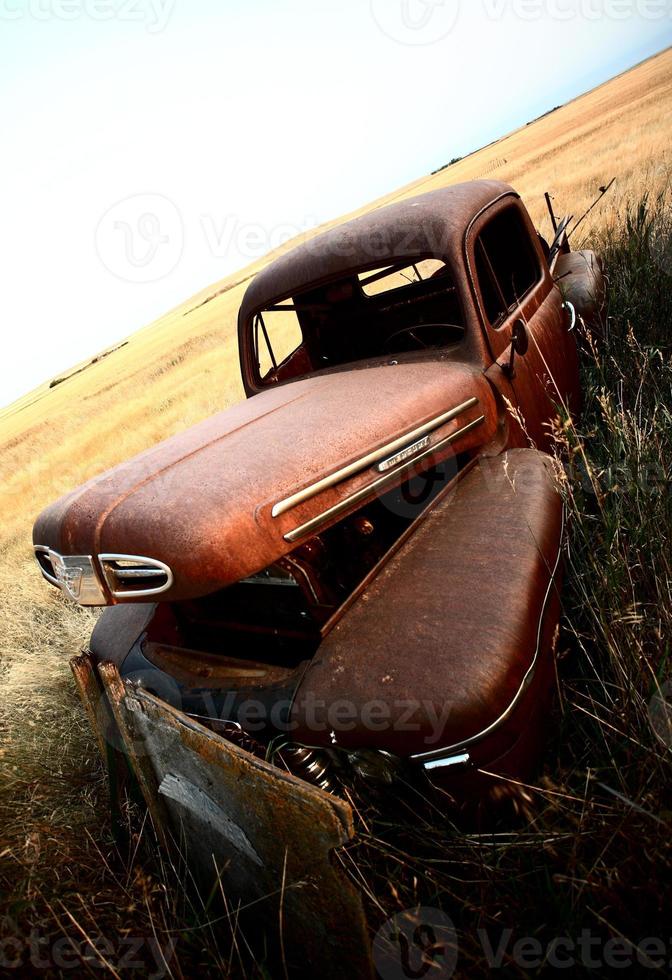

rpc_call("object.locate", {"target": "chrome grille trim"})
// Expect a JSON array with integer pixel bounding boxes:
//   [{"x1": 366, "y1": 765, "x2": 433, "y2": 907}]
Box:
[
  {"x1": 271, "y1": 397, "x2": 479, "y2": 519},
  {"x1": 98, "y1": 554, "x2": 174, "y2": 599},
  {"x1": 283, "y1": 414, "x2": 486, "y2": 544}
]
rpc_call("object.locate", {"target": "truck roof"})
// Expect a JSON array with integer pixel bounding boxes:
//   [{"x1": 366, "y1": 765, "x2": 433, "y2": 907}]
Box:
[{"x1": 239, "y1": 180, "x2": 516, "y2": 323}]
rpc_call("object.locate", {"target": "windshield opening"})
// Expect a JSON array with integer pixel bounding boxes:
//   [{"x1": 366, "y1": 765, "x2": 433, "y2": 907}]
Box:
[{"x1": 251, "y1": 256, "x2": 465, "y2": 386}]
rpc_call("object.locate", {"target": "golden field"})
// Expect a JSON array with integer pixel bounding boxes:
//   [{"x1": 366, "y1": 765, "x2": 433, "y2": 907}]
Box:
[{"x1": 1, "y1": 45, "x2": 671, "y2": 955}]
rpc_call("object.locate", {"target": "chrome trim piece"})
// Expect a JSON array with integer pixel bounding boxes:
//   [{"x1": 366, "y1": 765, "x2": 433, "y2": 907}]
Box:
[
  {"x1": 563, "y1": 300, "x2": 577, "y2": 332},
  {"x1": 34, "y1": 545, "x2": 60, "y2": 587},
  {"x1": 98, "y1": 554, "x2": 174, "y2": 599},
  {"x1": 376, "y1": 435, "x2": 431, "y2": 473},
  {"x1": 271, "y1": 397, "x2": 479, "y2": 518},
  {"x1": 423, "y1": 752, "x2": 470, "y2": 771},
  {"x1": 412, "y1": 507, "x2": 565, "y2": 764},
  {"x1": 112, "y1": 567, "x2": 166, "y2": 581},
  {"x1": 34, "y1": 547, "x2": 108, "y2": 605},
  {"x1": 283, "y1": 414, "x2": 486, "y2": 544}
]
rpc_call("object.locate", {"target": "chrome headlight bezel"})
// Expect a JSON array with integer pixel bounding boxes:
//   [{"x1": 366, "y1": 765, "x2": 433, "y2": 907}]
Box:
[{"x1": 34, "y1": 547, "x2": 107, "y2": 606}]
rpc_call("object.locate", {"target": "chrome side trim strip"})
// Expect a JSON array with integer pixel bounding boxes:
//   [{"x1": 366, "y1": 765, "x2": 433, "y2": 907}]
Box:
[
  {"x1": 413, "y1": 506, "x2": 565, "y2": 765},
  {"x1": 283, "y1": 414, "x2": 486, "y2": 544},
  {"x1": 271, "y1": 396, "x2": 479, "y2": 518},
  {"x1": 376, "y1": 435, "x2": 431, "y2": 473}
]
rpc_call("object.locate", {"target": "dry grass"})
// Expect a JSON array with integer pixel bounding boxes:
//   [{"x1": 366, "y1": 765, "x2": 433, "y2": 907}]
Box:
[{"x1": 1, "y1": 46, "x2": 671, "y2": 977}]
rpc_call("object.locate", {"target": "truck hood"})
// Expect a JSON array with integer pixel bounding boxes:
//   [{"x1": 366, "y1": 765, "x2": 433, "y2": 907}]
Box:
[{"x1": 33, "y1": 359, "x2": 498, "y2": 603}]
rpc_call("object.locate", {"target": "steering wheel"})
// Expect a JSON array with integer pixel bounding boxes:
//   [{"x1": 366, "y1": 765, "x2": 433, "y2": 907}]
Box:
[{"x1": 383, "y1": 323, "x2": 464, "y2": 355}]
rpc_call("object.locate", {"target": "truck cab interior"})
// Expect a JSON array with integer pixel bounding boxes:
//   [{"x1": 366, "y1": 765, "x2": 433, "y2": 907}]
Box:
[{"x1": 249, "y1": 256, "x2": 466, "y2": 386}]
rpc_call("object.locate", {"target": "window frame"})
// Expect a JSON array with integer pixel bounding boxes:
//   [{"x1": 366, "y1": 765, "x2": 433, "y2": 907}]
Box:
[
  {"x1": 465, "y1": 196, "x2": 549, "y2": 361},
  {"x1": 252, "y1": 303, "x2": 305, "y2": 384},
  {"x1": 247, "y1": 252, "x2": 468, "y2": 389},
  {"x1": 474, "y1": 204, "x2": 542, "y2": 329}
]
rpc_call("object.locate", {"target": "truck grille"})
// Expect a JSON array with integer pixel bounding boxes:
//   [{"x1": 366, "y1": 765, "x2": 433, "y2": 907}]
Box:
[{"x1": 99, "y1": 554, "x2": 173, "y2": 598}]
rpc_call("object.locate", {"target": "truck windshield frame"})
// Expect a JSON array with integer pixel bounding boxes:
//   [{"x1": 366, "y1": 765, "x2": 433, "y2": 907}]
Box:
[{"x1": 250, "y1": 254, "x2": 467, "y2": 387}]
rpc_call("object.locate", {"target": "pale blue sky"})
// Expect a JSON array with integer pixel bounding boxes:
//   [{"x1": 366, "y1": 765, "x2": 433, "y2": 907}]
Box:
[{"x1": 1, "y1": 1, "x2": 669, "y2": 407}]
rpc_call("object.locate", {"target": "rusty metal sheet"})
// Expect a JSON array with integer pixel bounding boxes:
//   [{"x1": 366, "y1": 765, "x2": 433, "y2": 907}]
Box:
[
  {"x1": 34, "y1": 359, "x2": 495, "y2": 602},
  {"x1": 71, "y1": 651, "x2": 112, "y2": 764},
  {"x1": 291, "y1": 449, "x2": 564, "y2": 758},
  {"x1": 96, "y1": 662, "x2": 373, "y2": 979}
]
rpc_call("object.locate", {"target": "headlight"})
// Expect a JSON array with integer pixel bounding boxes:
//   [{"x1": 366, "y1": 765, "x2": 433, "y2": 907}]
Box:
[{"x1": 34, "y1": 547, "x2": 107, "y2": 606}]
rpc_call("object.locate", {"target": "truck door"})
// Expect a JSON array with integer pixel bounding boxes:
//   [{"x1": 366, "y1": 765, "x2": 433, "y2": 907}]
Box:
[{"x1": 466, "y1": 198, "x2": 580, "y2": 449}]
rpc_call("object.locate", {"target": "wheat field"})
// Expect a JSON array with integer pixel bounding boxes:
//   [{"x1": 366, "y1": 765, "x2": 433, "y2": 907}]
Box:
[{"x1": 1, "y1": 45, "x2": 671, "y2": 963}]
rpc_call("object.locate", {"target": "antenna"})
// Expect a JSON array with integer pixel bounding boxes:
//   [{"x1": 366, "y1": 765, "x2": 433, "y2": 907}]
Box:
[{"x1": 568, "y1": 178, "x2": 616, "y2": 239}]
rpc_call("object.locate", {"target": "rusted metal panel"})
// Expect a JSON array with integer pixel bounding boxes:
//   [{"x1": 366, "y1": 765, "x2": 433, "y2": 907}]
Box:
[
  {"x1": 34, "y1": 360, "x2": 497, "y2": 602},
  {"x1": 96, "y1": 663, "x2": 373, "y2": 979},
  {"x1": 291, "y1": 450, "x2": 564, "y2": 765},
  {"x1": 70, "y1": 652, "x2": 112, "y2": 764},
  {"x1": 238, "y1": 181, "x2": 515, "y2": 344},
  {"x1": 98, "y1": 662, "x2": 172, "y2": 850}
]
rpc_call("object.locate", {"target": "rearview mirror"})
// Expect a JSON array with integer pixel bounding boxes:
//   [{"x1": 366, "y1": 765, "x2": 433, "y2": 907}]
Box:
[
  {"x1": 512, "y1": 319, "x2": 529, "y2": 357},
  {"x1": 502, "y1": 319, "x2": 529, "y2": 378}
]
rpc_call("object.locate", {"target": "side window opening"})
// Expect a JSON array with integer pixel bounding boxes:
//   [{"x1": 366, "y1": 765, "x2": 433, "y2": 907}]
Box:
[
  {"x1": 475, "y1": 206, "x2": 540, "y2": 327},
  {"x1": 254, "y1": 305, "x2": 303, "y2": 380}
]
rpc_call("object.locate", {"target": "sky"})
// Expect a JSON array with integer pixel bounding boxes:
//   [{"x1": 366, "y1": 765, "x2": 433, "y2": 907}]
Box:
[{"x1": 1, "y1": 0, "x2": 670, "y2": 408}]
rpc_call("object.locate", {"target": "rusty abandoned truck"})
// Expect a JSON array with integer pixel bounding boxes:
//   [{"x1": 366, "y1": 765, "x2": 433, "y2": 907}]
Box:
[{"x1": 34, "y1": 181, "x2": 606, "y2": 803}]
